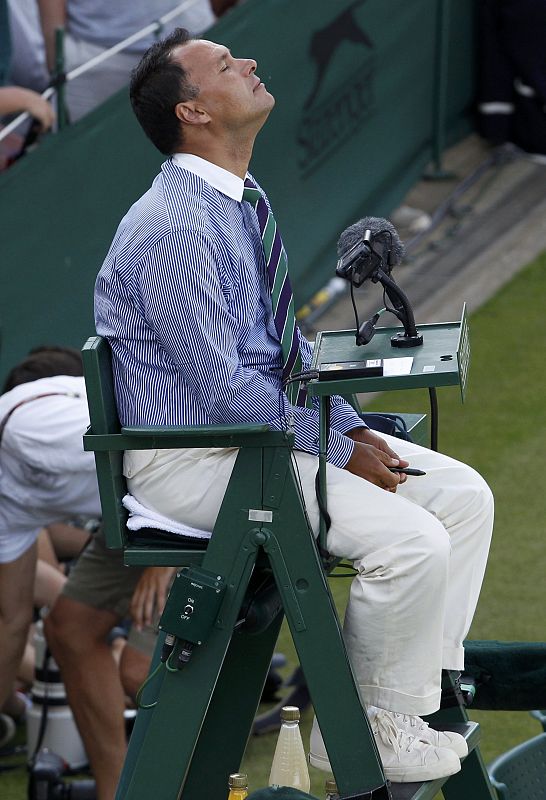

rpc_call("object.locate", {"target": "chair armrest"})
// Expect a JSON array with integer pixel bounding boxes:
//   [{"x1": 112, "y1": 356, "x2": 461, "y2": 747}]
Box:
[
  {"x1": 123, "y1": 423, "x2": 269, "y2": 437},
  {"x1": 83, "y1": 424, "x2": 294, "y2": 452}
]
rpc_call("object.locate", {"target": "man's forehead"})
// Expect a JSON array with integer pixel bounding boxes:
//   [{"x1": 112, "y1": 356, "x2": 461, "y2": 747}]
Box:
[{"x1": 175, "y1": 39, "x2": 229, "y2": 68}]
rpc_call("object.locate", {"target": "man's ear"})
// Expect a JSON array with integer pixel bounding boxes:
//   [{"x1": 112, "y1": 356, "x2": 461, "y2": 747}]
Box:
[{"x1": 175, "y1": 101, "x2": 210, "y2": 126}]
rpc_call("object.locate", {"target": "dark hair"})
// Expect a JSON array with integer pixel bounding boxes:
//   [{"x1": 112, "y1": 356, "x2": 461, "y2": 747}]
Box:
[
  {"x1": 2, "y1": 345, "x2": 83, "y2": 393},
  {"x1": 130, "y1": 27, "x2": 199, "y2": 155}
]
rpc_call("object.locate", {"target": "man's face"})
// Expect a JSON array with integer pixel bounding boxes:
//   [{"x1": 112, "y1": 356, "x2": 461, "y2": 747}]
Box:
[{"x1": 173, "y1": 39, "x2": 275, "y2": 133}]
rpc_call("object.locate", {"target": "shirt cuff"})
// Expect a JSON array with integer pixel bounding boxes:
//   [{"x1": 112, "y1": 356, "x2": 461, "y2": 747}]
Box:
[
  {"x1": 327, "y1": 428, "x2": 356, "y2": 469},
  {"x1": 335, "y1": 417, "x2": 369, "y2": 435},
  {"x1": 329, "y1": 400, "x2": 369, "y2": 435}
]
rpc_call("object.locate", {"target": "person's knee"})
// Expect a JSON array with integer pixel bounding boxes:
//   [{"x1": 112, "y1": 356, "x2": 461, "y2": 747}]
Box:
[
  {"x1": 469, "y1": 468, "x2": 494, "y2": 514},
  {"x1": 410, "y1": 512, "x2": 451, "y2": 572},
  {"x1": 0, "y1": 598, "x2": 33, "y2": 638},
  {"x1": 450, "y1": 466, "x2": 495, "y2": 540},
  {"x1": 364, "y1": 510, "x2": 451, "y2": 580},
  {"x1": 44, "y1": 597, "x2": 112, "y2": 660},
  {"x1": 0, "y1": 546, "x2": 37, "y2": 636},
  {"x1": 44, "y1": 602, "x2": 74, "y2": 658}
]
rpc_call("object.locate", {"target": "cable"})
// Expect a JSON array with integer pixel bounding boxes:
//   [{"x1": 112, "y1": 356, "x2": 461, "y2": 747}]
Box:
[
  {"x1": 282, "y1": 370, "x2": 319, "y2": 386},
  {"x1": 314, "y1": 469, "x2": 331, "y2": 536},
  {"x1": 357, "y1": 306, "x2": 387, "y2": 345},
  {"x1": 314, "y1": 397, "x2": 332, "y2": 548},
  {"x1": 277, "y1": 389, "x2": 291, "y2": 435},
  {"x1": 135, "y1": 661, "x2": 165, "y2": 709},
  {"x1": 428, "y1": 387, "x2": 439, "y2": 451},
  {"x1": 350, "y1": 281, "x2": 360, "y2": 332},
  {"x1": 29, "y1": 641, "x2": 50, "y2": 766},
  {"x1": 165, "y1": 651, "x2": 179, "y2": 673},
  {"x1": 283, "y1": 403, "x2": 330, "y2": 554},
  {"x1": 382, "y1": 287, "x2": 404, "y2": 324},
  {"x1": 289, "y1": 449, "x2": 316, "y2": 541},
  {"x1": 278, "y1": 369, "x2": 333, "y2": 557}
]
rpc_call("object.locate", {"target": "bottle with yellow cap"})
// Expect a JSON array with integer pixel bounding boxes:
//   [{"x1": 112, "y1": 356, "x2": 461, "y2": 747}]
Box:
[
  {"x1": 227, "y1": 773, "x2": 249, "y2": 800},
  {"x1": 325, "y1": 777, "x2": 340, "y2": 799},
  {"x1": 268, "y1": 706, "x2": 311, "y2": 793}
]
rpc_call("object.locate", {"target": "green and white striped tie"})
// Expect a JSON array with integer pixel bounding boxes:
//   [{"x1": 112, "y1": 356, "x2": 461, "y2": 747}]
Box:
[{"x1": 243, "y1": 178, "x2": 307, "y2": 406}]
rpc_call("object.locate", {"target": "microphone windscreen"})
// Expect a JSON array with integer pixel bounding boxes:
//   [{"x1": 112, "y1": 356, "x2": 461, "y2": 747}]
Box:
[{"x1": 337, "y1": 216, "x2": 405, "y2": 265}]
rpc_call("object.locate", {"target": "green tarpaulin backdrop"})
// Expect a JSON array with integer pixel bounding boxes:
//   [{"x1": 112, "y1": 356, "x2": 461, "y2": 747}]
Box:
[{"x1": 0, "y1": 0, "x2": 476, "y2": 382}]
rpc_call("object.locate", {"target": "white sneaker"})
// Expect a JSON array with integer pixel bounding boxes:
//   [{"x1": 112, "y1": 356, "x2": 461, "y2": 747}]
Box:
[
  {"x1": 309, "y1": 710, "x2": 461, "y2": 783},
  {"x1": 390, "y1": 712, "x2": 468, "y2": 758}
]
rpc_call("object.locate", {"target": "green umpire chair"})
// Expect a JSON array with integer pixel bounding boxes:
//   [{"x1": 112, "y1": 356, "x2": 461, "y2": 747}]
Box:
[
  {"x1": 531, "y1": 711, "x2": 546, "y2": 732},
  {"x1": 488, "y1": 733, "x2": 546, "y2": 800},
  {"x1": 81, "y1": 335, "x2": 495, "y2": 800}
]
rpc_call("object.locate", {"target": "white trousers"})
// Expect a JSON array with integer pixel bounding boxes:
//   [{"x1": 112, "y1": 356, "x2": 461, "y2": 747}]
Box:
[{"x1": 125, "y1": 433, "x2": 493, "y2": 716}]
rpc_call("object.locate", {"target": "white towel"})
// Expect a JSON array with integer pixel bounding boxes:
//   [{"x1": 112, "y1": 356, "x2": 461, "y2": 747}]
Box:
[{"x1": 122, "y1": 494, "x2": 211, "y2": 539}]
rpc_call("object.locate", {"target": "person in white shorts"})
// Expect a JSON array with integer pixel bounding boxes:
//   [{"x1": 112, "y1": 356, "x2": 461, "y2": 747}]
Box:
[
  {"x1": 0, "y1": 346, "x2": 100, "y2": 713},
  {"x1": 0, "y1": 345, "x2": 176, "y2": 799}
]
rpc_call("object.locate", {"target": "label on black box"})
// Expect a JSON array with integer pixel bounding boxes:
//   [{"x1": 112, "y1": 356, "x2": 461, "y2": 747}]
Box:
[{"x1": 318, "y1": 359, "x2": 383, "y2": 380}]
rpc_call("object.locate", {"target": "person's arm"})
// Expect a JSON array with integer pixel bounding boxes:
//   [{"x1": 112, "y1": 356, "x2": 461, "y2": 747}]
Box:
[
  {"x1": 138, "y1": 230, "x2": 355, "y2": 468},
  {"x1": 36, "y1": 0, "x2": 67, "y2": 73},
  {"x1": 130, "y1": 567, "x2": 177, "y2": 631},
  {"x1": 0, "y1": 87, "x2": 55, "y2": 130},
  {"x1": 344, "y1": 427, "x2": 408, "y2": 491},
  {"x1": 34, "y1": 558, "x2": 66, "y2": 608},
  {"x1": 296, "y1": 328, "x2": 408, "y2": 489}
]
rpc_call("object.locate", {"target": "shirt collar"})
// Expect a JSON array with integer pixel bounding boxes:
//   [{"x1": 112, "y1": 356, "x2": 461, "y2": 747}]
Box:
[{"x1": 171, "y1": 153, "x2": 246, "y2": 201}]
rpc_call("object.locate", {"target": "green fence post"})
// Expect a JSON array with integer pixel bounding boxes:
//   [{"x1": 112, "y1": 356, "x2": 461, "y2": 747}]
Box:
[
  {"x1": 54, "y1": 27, "x2": 67, "y2": 130},
  {"x1": 424, "y1": 0, "x2": 456, "y2": 180}
]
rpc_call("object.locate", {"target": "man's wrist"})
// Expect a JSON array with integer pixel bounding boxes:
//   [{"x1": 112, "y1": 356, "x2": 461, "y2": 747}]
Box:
[{"x1": 345, "y1": 425, "x2": 370, "y2": 443}]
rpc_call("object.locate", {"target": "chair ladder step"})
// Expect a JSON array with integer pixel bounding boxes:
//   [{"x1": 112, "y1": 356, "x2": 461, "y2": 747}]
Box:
[{"x1": 389, "y1": 721, "x2": 493, "y2": 800}]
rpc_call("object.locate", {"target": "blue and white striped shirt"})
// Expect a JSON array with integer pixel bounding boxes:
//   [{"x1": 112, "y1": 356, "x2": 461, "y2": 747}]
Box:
[{"x1": 94, "y1": 155, "x2": 365, "y2": 468}]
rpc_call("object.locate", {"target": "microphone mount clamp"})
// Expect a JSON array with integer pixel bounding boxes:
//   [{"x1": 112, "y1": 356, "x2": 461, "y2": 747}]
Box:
[{"x1": 336, "y1": 228, "x2": 423, "y2": 349}]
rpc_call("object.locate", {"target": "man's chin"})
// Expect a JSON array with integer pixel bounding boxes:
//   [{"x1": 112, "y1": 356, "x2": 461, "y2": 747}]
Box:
[{"x1": 263, "y1": 92, "x2": 276, "y2": 113}]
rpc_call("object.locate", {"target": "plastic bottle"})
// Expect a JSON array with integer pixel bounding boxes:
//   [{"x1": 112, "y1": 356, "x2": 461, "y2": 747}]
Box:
[
  {"x1": 325, "y1": 777, "x2": 340, "y2": 799},
  {"x1": 268, "y1": 706, "x2": 311, "y2": 793},
  {"x1": 26, "y1": 617, "x2": 87, "y2": 770},
  {"x1": 227, "y1": 773, "x2": 249, "y2": 799}
]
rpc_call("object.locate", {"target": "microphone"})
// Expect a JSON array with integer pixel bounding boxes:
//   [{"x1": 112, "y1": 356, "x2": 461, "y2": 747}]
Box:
[
  {"x1": 336, "y1": 216, "x2": 405, "y2": 283},
  {"x1": 335, "y1": 216, "x2": 423, "y2": 348}
]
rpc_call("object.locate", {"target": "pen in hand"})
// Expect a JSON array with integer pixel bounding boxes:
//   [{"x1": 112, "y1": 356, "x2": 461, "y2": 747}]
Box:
[{"x1": 390, "y1": 467, "x2": 427, "y2": 476}]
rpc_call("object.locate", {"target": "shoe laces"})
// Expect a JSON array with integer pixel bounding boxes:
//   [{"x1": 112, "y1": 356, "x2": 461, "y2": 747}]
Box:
[
  {"x1": 374, "y1": 710, "x2": 419, "y2": 754},
  {"x1": 394, "y1": 712, "x2": 429, "y2": 733}
]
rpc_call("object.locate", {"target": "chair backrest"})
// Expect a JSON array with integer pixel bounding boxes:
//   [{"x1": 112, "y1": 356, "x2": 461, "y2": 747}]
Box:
[
  {"x1": 488, "y1": 733, "x2": 546, "y2": 800},
  {"x1": 81, "y1": 335, "x2": 128, "y2": 549},
  {"x1": 530, "y1": 710, "x2": 546, "y2": 732}
]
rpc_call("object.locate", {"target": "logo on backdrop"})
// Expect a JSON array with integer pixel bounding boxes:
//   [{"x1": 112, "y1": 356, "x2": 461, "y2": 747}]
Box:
[{"x1": 298, "y1": 0, "x2": 375, "y2": 177}]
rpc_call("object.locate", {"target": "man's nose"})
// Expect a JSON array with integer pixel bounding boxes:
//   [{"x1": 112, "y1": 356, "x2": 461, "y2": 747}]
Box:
[{"x1": 241, "y1": 58, "x2": 257, "y2": 75}]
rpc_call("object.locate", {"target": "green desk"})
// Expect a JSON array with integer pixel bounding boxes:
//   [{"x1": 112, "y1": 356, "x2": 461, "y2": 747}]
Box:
[{"x1": 308, "y1": 307, "x2": 469, "y2": 550}]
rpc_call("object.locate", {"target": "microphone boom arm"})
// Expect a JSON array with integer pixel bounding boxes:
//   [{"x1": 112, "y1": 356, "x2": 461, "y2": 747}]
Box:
[{"x1": 375, "y1": 269, "x2": 423, "y2": 348}]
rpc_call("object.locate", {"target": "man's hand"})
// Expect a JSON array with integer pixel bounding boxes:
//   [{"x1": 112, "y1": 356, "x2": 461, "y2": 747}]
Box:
[
  {"x1": 24, "y1": 92, "x2": 56, "y2": 131},
  {"x1": 344, "y1": 427, "x2": 410, "y2": 492},
  {"x1": 130, "y1": 567, "x2": 177, "y2": 631},
  {"x1": 0, "y1": 87, "x2": 55, "y2": 131}
]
